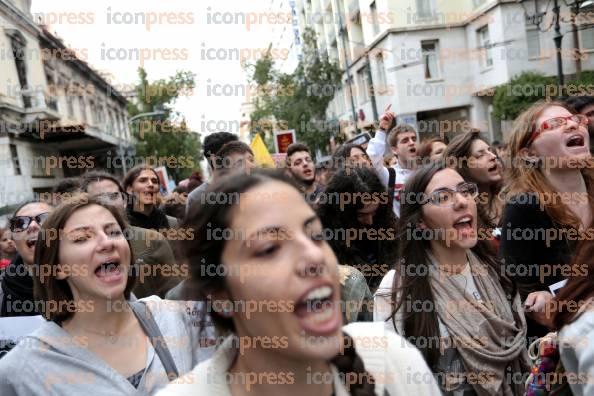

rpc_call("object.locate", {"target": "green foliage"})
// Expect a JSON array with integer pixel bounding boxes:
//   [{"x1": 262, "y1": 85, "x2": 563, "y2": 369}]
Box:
[
  {"x1": 492, "y1": 72, "x2": 555, "y2": 120},
  {"x1": 492, "y1": 71, "x2": 594, "y2": 121},
  {"x1": 246, "y1": 28, "x2": 342, "y2": 156},
  {"x1": 128, "y1": 68, "x2": 201, "y2": 182}
]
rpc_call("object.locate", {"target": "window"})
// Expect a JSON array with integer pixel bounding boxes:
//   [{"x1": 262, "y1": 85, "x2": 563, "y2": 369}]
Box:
[
  {"x1": 370, "y1": 1, "x2": 380, "y2": 36},
  {"x1": 89, "y1": 100, "x2": 96, "y2": 124},
  {"x1": 376, "y1": 53, "x2": 387, "y2": 90},
  {"x1": 66, "y1": 95, "x2": 74, "y2": 118},
  {"x1": 421, "y1": 41, "x2": 440, "y2": 79},
  {"x1": 8, "y1": 32, "x2": 30, "y2": 108},
  {"x1": 336, "y1": 87, "x2": 346, "y2": 115},
  {"x1": 10, "y1": 144, "x2": 20, "y2": 175},
  {"x1": 579, "y1": 3, "x2": 594, "y2": 52},
  {"x1": 44, "y1": 67, "x2": 58, "y2": 111},
  {"x1": 78, "y1": 95, "x2": 87, "y2": 122},
  {"x1": 526, "y1": 27, "x2": 542, "y2": 59},
  {"x1": 477, "y1": 25, "x2": 493, "y2": 69},
  {"x1": 416, "y1": 0, "x2": 436, "y2": 19},
  {"x1": 357, "y1": 67, "x2": 369, "y2": 104},
  {"x1": 581, "y1": 25, "x2": 594, "y2": 50}
]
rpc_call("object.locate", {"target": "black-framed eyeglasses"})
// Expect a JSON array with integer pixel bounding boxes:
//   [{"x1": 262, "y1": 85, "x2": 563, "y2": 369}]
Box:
[
  {"x1": 9, "y1": 213, "x2": 50, "y2": 232},
  {"x1": 421, "y1": 183, "x2": 479, "y2": 207}
]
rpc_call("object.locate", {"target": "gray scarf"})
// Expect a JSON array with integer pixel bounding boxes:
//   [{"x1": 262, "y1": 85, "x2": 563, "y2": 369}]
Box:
[{"x1": 429, "y1": 251, "x2": 529, "y2": 396}]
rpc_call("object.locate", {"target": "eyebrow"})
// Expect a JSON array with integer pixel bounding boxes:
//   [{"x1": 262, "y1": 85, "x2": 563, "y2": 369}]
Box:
[
  {"x1": 242, "y1": 215, "x2": 318, "y2": 248},
  {"x1": 430, "y1": 181, "x2": 466, "y2": 193},
  {"x1": 67, "y1": 222, "x2": 119, "y2": 233}
]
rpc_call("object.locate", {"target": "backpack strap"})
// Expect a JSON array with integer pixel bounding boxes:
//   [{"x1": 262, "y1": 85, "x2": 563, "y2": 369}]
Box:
[
  {"x1": 387, "y1": 167, "x2": 396, "y2": 209},
  {"x1": 130, "y1": 301, "x2": 180, "y2": 379}
]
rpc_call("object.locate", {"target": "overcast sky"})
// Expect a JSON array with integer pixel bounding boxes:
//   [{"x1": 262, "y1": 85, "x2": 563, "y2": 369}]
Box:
[{"x1": 31, "y1": 0, "x2": 291, "y2": 136}]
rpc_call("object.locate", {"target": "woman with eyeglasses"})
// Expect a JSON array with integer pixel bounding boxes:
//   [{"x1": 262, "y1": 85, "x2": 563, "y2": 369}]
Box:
[
  {"x1": 499, "y1": 100, "x2": 593, "y2": 340},
  {"x1": 0, "y1": 201, "x2": 53, "y2": 317},
  {"x1": 443, "y1": 130, "x2": 504, "y2": 250},
  {"x1": 124, "y1": 165, "x2": 178, "y2": 232},
  {"x1": 374, "y1": 164, "x2": 528, "y2": 395}
]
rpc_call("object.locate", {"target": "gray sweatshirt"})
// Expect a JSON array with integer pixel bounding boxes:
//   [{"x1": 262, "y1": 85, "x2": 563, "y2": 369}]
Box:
[{"x1": 0, "y1": 296, "x2": 215, "y2": 395}]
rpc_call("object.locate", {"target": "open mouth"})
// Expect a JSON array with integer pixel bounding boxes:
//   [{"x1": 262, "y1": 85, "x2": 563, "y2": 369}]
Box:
[
  {"x1": 453, "y1": 215, "x2": 474, "y2": 236},
  {"x1": 26, "y1": 239, "x2": 37, "y2": 248},
  {"x1": 409, "y1": 147, "x2": 417, "y2": 154},
  {"x1": 487, "y1": 163, "x2": 498, "y2": 172},
  {"x1": 294, "y1": 285, "x2": 340, "y2": 336},
  {"x1": 95, "y1": 259, "x2": 123, "y2": 282},
  {"x1": 567, "y1": 135, "x2": 585, "y2": 147}
]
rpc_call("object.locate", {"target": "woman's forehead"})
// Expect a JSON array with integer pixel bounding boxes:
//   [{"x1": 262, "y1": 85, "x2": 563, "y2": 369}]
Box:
[
  {"x1": 538, "y1": 105, "x2": 571, "y2": 122},
  {"x1": 229, "y1": 181, "x2": 311, "y2": 228},
  {"x1": 426, "y1": 169, "x2": 463, "y2": 191}
]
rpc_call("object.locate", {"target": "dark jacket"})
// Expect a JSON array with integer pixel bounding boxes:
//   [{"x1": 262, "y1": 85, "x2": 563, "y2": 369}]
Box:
[
  {"x1": 128, "y1": 226, "x2": 181, "y2": 298},
  {"x1": 127, "y1": 201, "x2": 178, "y2": 231},
  {"x1": 0, "y1": 255, "x2": 37, "y2": 317},
  {"x1": 499, "y1": 192, "x2": 576, "y2": 339}
]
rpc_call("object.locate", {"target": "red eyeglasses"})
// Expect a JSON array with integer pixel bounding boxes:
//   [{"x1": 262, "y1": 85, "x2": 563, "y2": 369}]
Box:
[{"x1": 527, "y1": 114, "x2": 589, "y2": 146}]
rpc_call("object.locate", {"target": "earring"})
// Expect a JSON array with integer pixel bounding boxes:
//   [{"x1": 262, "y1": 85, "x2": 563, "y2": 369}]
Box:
[{"x1": 524, "y1": 157, "x2": 541, "y2": 169}]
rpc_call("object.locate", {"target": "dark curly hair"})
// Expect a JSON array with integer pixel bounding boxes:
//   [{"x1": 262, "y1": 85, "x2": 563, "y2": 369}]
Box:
[
  {"x1": 182, "y1": 169, "x2": 376, "y2": 396},
  {"x1": 317, "y1": 167, "x2": 398, "y2": 291}
]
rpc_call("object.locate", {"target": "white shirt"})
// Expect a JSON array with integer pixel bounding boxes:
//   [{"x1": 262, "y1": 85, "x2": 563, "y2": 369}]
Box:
[{"x1": 365, "y1": 130, "x2": 413, "y2": 217}]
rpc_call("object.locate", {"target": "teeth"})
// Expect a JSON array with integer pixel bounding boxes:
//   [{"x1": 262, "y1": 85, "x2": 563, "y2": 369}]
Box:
[
  {"x1": 303, "y1": 286, "x2": 332, "y2": 302},
  {"x1": 455, "y1": 216, "x2": 471, "y2": 224},
  {"x1": 306, "y1": 305, "x2": 334, "y2": 324}
]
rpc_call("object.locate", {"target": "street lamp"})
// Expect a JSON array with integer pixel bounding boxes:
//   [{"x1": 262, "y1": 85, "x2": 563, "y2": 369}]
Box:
[
  {"x1": 519, "y1": 0, "x2": 593, "y2": 91},
  {"x1": 561, "y1": 0, "x2": 594, "y2": 79},
  {"x1": 120, "y1": 107, "x2": 166, "y2": 174},
  {"x1": 519, "y1": 0, "x2": 565, "y2": 89}
]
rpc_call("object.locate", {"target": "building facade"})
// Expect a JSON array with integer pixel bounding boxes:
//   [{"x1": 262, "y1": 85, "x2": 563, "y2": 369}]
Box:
[
  {"x1": 294, "y1": 0, "x2": 594, "y2": 142},
  {"x1": 0, "y1": 0, "x2": 130, "y2": 215}
]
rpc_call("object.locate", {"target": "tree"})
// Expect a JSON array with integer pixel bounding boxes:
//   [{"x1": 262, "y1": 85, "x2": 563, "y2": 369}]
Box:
[
  {"x1": 246, "y1": 28, "x2": 342, "y2": 156},
  {"x1": 492, "y1": 72, "x2": 554, "y2": 120},
  {"x1": 128, "y1": 68, "x2": 201, "y2": 182},
  {"x1": 492, "y1": 71, "x2": 594, "y2": 121}
]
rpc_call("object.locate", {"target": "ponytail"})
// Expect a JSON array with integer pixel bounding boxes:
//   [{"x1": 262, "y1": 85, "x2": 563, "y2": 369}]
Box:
[{"x1": 330, "y1": 334, "x2": 376, "y2": 396}]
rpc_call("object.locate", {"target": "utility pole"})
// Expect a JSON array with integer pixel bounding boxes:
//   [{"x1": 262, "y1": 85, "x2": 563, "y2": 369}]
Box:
[
  {"x1": 552, "y1": 0, "x2": 565, "y2": 90},
  {"x1": 336, "y1": 10, "x2": 359, "y2": 135}
]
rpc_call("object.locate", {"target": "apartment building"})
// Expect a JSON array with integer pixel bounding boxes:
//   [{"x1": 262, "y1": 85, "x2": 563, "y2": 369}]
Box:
[
  {"x1": 0, "y1": 0, "x2": 130, "y2": 213},
  {"x1": 294, "y1": 0, "x2": 594, "y2": 142}
]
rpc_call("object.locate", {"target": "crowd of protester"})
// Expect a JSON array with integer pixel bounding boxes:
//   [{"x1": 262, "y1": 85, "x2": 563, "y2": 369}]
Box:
[{"x1": 0, "y1": 96, "x2": 593, "y2": 395}]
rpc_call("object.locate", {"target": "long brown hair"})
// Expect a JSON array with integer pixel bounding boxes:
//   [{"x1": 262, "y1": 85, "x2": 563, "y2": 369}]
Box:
[
  {"x1": 392, "y1": 163, "x2": 515, "y2": 368},
  {"x1": 182, "y1": 169, "x2": 376, "y2": 396},
  {"x1": 443, "y1": 130, "x2": 502, "y2": 228},
  {"x1": 418, "y1": 137, "x2": 445, "y2": 161},
  {"x1": 33, "y1": 197, "x2": 136, "y2": 323},
  {"x1": 505, "y1": 100, "x2": 594, "y2": 229},
  {"x1": 553, "y1": 241, "x2": 594, "y2": 330}
]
